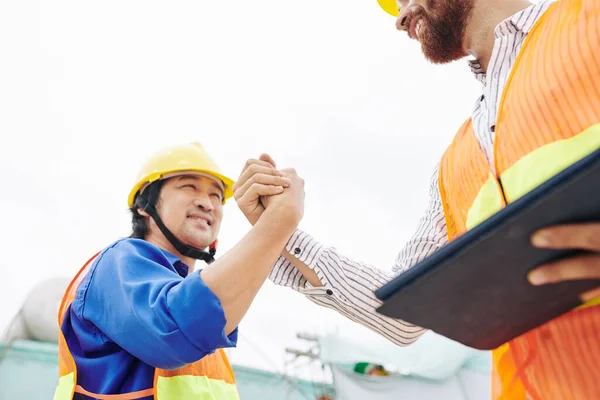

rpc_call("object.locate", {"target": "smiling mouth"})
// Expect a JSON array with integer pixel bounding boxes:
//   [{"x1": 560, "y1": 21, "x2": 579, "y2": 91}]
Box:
[
  {"x1": 409, "y1": 17, "x2": 425, "y2": 40},
  {"x1": 187, "y1": 215, "x2": 211, "y2": 226}
]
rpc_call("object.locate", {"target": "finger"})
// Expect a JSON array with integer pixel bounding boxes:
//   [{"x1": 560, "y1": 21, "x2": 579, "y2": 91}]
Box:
[
  {"x1": 234, "y1": 174, "x2": 291, "y2": 199},
  {"x1": 531, "y1": 223, "x2": 600, "y2": 251},
  {"x1": 259, "y1": 153, "x2": 277, "y2": 168},
  {"x1": 239, "y1": 183, "x2": 284, "y2": 204},
  {"x1": 528, "y1": 254, "x2": 600, "y2": 285},
  {"x1": 236, "y1": 159, "x2": 280, "y2": 187},
  {"x1": 242, "y1": 158, "x2": 275, "y2": 171},
  {"x1": 581, "y1": 286, "x2": 600, "y2": 303},
  {"x1": 234, "y1": 164, "x2": 285, "y2": 192}
]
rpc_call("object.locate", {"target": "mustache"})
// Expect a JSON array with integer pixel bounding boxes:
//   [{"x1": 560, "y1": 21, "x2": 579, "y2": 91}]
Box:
[{"x1": 405, "y1": 6, "x2": 427, "y2": 30}]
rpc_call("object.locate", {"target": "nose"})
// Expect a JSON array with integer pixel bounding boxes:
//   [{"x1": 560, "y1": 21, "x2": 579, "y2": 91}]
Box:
[
  {"x1": 193, "y1": 193, "x2": 214, "y2": 212},
  {"x1": 396, "y1": 6, "x2": 414, "y2": 32}
]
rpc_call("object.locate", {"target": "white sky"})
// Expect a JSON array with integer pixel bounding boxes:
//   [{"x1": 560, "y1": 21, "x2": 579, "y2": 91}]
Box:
[{"x1": 0, "y1": 0, "x2": 534, "y2": 381}]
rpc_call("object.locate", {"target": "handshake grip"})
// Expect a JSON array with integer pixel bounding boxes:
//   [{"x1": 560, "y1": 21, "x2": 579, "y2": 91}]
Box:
[
  {"x1": 233, "y1": 156, "x2": 305, "y2": 226},
  {"x1": 260, "y1": 168, "x2": 305, "y2": 224}
]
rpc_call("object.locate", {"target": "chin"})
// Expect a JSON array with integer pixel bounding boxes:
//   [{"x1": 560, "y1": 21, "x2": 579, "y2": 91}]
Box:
[
  {"x1": 181, "y1": 234, "x2": 213, "y2": 250},
  {"x1": 422, "y1": 48, "x2": 468, "y2": 64}
]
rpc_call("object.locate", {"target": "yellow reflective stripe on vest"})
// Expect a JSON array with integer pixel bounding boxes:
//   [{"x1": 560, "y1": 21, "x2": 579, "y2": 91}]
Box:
[
  {"x1": 53, "y1": 373, "x2": 240, "y2": 400},
  {"x1": 466, "y1": 124, "x2": 600, "y2": 309},
  {"x1": 54, "y1": 373, "x2": 76, "y2": 400},
  {"x1": 466, "y1": 124, "x2": 600, "y2": 231},
  {"x1": 465, "y1": 172, "x2": 505, "y2": 231},
  {"x1": 501, "y1": 124, "x2": 600, "y2": 203},
  {"x1": 576, "y1": 295, "x2": 600, "y2": 310},
  {"x1": 466, "y1": 124, "x2": 600, "y2": 229},
  {"x1": 156, "y1": 375, "x2": 239, "y2": 400}
]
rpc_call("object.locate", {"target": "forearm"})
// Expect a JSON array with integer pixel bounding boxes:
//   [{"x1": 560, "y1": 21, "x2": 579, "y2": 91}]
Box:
[
  {"x1": 271, "y1": 231, "x2": 426, "y2": 346},
  {"x1": 282, "y1": 249, "x2": 323, "y2": 287},
  {"x1": 272, "y1": 166, "x2": 447, "y2": 345},
  {"x1": 201, "y1": 205, "x2": 298, "y2": 334}
]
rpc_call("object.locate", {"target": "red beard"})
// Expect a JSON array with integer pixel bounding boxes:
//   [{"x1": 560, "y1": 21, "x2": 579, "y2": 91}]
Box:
[{"x1": 411, "y1": 0, "x2": 475, "y2": 64}]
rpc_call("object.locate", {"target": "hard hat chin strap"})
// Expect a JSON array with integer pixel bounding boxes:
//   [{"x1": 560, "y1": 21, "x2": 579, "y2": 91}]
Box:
[
  {"x1": 145, "y1": 205, "x2": 216, "y2": 264},
  {"x1": 140, "y1": 183, "x2": 216, "y2": 264}
]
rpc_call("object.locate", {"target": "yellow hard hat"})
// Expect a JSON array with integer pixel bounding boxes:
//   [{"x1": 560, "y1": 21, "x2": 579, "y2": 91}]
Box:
[
  {"x1": 377, "y1": 0, "x2": 399, "y2": 17},
  {"x1": 128, "y1": 142, "x2": 235, "y2": 207}
]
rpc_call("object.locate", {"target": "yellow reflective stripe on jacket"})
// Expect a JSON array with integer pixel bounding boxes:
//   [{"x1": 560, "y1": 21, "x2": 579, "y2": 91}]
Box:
[
  {"x1": 53, "y1": 373, "x2": 75, "y2": 400},
  {"x1": 465, "y1": 172, "x2": 505, "y2": 231},
  {"x1": 156, "y1": 375, "x2": 240, "y2": 400},
  {"x1": 501, "y1": 124, "x2": 600, "y2": 203},
  {"x1": 466, "y1": 124, "x2": 600, "y2": 231}
]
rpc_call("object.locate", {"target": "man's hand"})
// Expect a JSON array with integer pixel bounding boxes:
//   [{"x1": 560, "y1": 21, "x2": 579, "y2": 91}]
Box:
[
  {"x1": 233, "y1": 154, "x2": 290, "y2": 225},
  {"x1": 262, "y1": 167, "x2": 305, "y2": 226},
  {"x1": 529, "y1": 223, "x2": 600, "y2": 302},
  {"x1": 202, "y1": 157, "x2": 304, "y2": 336}
]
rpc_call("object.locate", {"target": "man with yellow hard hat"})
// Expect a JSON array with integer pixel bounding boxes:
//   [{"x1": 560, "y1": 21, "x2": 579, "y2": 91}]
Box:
[
  {"x1": 236, "y1": 0, "x2": 600, "y2": 399},
  {"x1": 54, "y1": 142, "x2": 304, "y2": 400}
]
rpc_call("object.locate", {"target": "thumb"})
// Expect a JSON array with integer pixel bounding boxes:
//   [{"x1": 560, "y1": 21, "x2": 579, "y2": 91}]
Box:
[{"x1": 259, "y1": 153, "x2": 277, "y2": 168}]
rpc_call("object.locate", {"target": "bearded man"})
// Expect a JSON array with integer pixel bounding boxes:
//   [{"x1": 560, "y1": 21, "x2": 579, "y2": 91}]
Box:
[{"x1": 236, "y1": 1, "x2": 600, "y2": 399}]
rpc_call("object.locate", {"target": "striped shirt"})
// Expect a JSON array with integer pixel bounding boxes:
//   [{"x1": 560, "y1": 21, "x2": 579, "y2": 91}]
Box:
[{"x1": 269, "y1": 0, "x2": 556, "y2": 346}]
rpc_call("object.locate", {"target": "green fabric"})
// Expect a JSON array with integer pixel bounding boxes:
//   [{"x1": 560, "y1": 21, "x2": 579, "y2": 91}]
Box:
[{"x1": 353, "y1": 362, "x2": 369, "y2": 374}]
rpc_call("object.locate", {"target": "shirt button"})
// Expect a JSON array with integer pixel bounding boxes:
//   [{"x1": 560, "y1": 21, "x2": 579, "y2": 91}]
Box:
[
  {"x1": 294, "y1": 247, "x2": 302, "y2": 255},
  {"x1": 326, "y1": 289, "x2": 333, "y2": 295},
  {"x1": 491, "y1": 125, "x2": 496, "y2": 133}
]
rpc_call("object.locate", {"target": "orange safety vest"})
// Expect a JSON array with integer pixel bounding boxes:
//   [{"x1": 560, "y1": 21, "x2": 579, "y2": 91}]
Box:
[
  {"x1": 54, "y1": 253, "x2": 240, "y2": 400},
  {"x1": 438, "y1": 0, "x2": 600, "y2": 399}
]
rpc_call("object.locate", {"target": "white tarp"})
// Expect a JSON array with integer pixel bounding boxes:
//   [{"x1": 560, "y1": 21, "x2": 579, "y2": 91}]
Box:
[
  {"x1": 331, "y1": 365, "x2": 489, "y2": 400},
  {"x1": 319, "y1": 331, "x2": 490, "y2": 380},
  {"x1": 319, "y1": 330, "x2": 491, "y2": 399}
]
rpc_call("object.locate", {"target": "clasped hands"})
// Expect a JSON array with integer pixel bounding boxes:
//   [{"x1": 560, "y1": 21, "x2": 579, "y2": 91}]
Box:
[{"x1": 233, "y1": 154, "x2": 600, "y2": 302}]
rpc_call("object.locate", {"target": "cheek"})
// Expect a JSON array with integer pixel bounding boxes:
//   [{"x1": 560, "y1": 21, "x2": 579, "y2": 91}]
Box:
[
  {"x1": 212, "y1": 206, "x2": 224, "y2": 229},
  {"x1": 160, "y1": 197, "x2": 189, "y2": 225}
]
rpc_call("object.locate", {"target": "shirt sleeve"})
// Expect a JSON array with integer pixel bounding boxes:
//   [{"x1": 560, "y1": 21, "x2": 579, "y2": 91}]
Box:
[
  {"x1": 71, "y1": 239, "x2": 237, "y2": 370},
  {"x1": 393, "y1": 163, "x2": 449, "y2": 273},
  {"x1": 269, "y1": 165, "x2": 447, "y2": 346}
]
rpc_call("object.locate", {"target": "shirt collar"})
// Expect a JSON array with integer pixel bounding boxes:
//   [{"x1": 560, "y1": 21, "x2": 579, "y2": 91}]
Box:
[
  {"x1": 468, "y1": 0, "x2": 556, "y2": 83},
  {"x1": 507, "y1": 0, "x2": 556, "y2": 35},
  {"x1": 159, "y1": 247, "x2": 190, "y2": 277},
  {"x1": 468, "y1": 60, "x2": 487, "y2": 84}
]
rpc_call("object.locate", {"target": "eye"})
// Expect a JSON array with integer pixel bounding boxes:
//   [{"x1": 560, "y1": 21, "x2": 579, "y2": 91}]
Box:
[
  {"x1": 183, "y1": 184, "x2": 197, "y2": 190},
  {"x1": 210, "y1": 193, "x2": 223, "y2": 201}
]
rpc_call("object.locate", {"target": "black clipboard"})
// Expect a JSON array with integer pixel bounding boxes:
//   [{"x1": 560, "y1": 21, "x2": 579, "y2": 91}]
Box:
[{"x1": 375, "y1": 146, "x2": 600, "y2": 350}]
